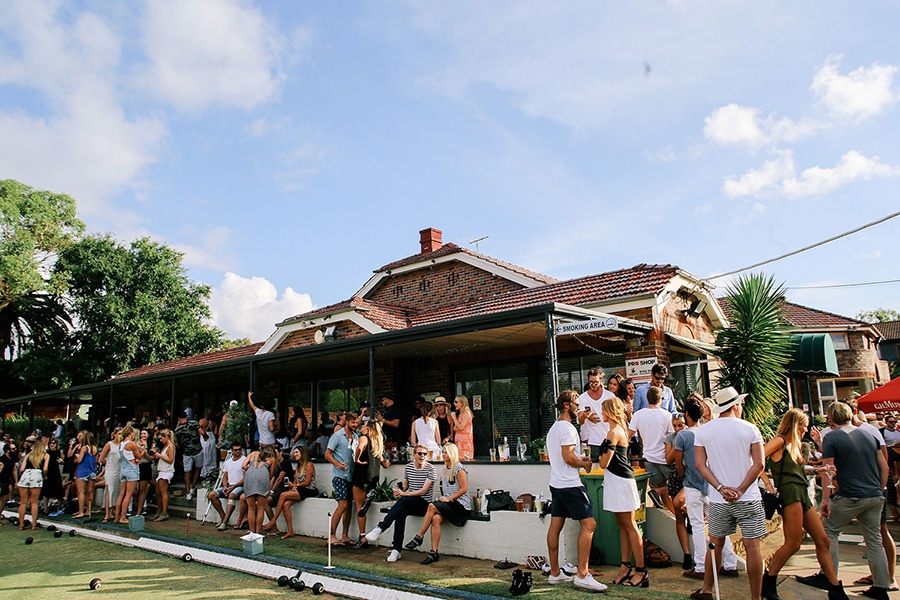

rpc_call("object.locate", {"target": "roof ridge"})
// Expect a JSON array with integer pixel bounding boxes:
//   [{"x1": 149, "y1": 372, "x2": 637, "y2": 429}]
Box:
[{"x1": 783, "y1": 300, "x2": 868, "y2": 325}]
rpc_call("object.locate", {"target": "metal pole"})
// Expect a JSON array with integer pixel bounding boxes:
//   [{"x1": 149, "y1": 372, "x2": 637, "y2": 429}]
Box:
[
  {"x1": 545, "y1": 312, "x2": 559, "y2": 401},
  {"x1": 369, "y1": 346, "x2": 376, "y2": 405}
]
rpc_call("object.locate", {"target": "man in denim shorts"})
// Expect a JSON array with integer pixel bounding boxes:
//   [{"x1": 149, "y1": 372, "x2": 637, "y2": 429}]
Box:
[
  {"x1": 545, "y1": 389, "x2": 607, "y2": 593},
  {"x1": 693, "y1": 387, "x2": 765, "y2": 600},
  {"x1": 325, "y1": 412, "x2": 360, "y2": 546}
]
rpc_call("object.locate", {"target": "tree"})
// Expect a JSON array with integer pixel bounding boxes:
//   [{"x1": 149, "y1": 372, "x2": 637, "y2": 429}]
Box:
[
  {"x1": 715, "y1": 273, "x2": 793, "y2": 427},
  {"x1": 856, "y1": 308, "x2": 900, "y2": 323},
  {"x1": 0, "y1": 179, "x2": 84, "y2": 357},
  {"x1": 25, "y1": 235, "x2": 226, "y2": 387}
]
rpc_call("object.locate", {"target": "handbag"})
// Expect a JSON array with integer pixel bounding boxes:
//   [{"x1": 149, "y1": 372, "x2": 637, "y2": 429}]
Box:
[
  {"x1": 486, "y1": 489, "x2": 517, "y2": 512},
  {"x1": 762, "y1": 489, "x2": 783, "y2": 520}
]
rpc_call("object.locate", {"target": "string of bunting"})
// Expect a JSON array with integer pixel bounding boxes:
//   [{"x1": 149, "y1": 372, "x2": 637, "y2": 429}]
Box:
[{"x1": 571, "y1": 333, "x2": 626, "y2": 357}]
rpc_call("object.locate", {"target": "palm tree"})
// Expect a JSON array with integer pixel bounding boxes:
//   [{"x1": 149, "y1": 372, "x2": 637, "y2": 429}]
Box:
[
  {"x1": 715, "y1": 273, "x2": 793, "y2": 427},
  {"x1": 0, "y1": 291, "x2": 70, "y2": 360}
]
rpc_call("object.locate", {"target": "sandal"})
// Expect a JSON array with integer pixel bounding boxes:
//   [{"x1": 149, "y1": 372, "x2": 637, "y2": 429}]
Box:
[
  {"x1": 625, "y1": 566, "x2": 650, "y2": 588},
  {"x1": 611, "y1": 561, "x2": 633, "y2": 585},
  {"x1": 854, "y1": 575, "x2": 874, "y2": 585}
]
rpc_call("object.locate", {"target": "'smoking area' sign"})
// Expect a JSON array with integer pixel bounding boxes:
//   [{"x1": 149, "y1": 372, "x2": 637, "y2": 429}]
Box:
[{"x1": 554, "y1": 317, "x2": 618, "y2": 336}]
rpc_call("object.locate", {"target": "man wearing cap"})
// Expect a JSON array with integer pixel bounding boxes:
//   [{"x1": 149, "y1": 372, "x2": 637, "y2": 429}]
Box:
[
  {"x1": 633, "y1": 364, "x2": 678, "y2": 415},
  {"x1": 577, "y1": 368, "x2": 614, "y2": 463},
  {"x1": 692, "y1": 387, "x2": 765, "y2": 600},
  {"x1": 174, "y1": 408, "x2": 206, "y2": 501}
]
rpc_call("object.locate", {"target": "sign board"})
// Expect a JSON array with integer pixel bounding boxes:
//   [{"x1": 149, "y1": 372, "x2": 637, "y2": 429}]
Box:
[
  {"x1": 472, "y1": 395, "x2": 482, "y2": 411},
  {"x1": 626, "y1": 357, "x2": 658, "y2": 381},
  {"x1": 554, "y1": 318, "x2": 618, "y2": 336}
]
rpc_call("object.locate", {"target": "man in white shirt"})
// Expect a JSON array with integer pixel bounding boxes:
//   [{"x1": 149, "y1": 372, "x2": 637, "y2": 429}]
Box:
[
  {"x1": 577, "y1": 368, "x2": 614, "y2": 463},
  {"x1": 207, "y1": 443, "x2": 247, "y2": 531},
  {"x1": 628, "y1": 386, "x2": 674, "y2": 508},
  {"x1": 545, "y1": 389, "x2": 607, "y2": 593},
  {"x1": 693, "y1": 387, "x2": 766, "y2": 600},
  {"x1": 248, "y1": 391, "x2": 276, "y2": 448}
]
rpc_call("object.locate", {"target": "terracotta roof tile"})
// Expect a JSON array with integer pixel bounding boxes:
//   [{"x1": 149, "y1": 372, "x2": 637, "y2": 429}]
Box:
[
  {"x1": 279, "y1": 297, "x2": 410, "y2": 330},
  {"x1": 874, "y1": 320, "x2": 900, "y2": 340},
  {"x1": 116, "y1": 342, "x2": 264, "y2": 379},
  {"x1": 718, "y1": 297, "x2": 865, "y2": 329},
  {"x1": 410, "y1": 264, "x2": 678, "y2": 326},
  {"x1": 377, "y1": 243, "x2": 558, "y2": 285}
]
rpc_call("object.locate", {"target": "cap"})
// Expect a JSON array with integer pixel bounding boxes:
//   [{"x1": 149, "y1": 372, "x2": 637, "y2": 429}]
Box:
[{"x1": 183, "y1": 407, "x2": 193, "y2": 419}]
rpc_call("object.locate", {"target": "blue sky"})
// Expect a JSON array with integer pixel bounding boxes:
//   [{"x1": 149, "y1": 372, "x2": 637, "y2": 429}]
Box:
[{"x1": 2, "y1": 1, "x2": 898, "y2": 342}]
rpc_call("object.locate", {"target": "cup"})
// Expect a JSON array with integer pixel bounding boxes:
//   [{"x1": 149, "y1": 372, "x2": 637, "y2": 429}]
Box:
[
  {"x1": 489, "y1": 448, "x2": 496, "y2": 462},
  {"x1": 534, "y1": 500, "x2": 544, "y2": 512},
  {"x1": 523, "y1": 499, "x2": 532, "y2": 512},
  {"x1": 516, "y1": 499, "x2": 524, "y2": 512},
  {"x1": 427, "y1": 450, "x2": 433, "y2": 461}
]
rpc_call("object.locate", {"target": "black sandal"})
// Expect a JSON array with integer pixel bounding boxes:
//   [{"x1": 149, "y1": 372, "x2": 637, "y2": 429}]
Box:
[
  {"x1": 625, "y1": 566, "x2": 649, "y2": 588},
  {"x1": 611, "y1": 562, "x2": 633, "y2": 585}
]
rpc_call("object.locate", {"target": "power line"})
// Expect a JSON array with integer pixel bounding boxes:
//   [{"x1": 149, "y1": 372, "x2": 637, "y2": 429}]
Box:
[
  {"x1": 787, "y1": 279, "x2": 900, "y2": 290},
  {"x1": 707, "y1": 210, "x2": 900, "y2": 281}
]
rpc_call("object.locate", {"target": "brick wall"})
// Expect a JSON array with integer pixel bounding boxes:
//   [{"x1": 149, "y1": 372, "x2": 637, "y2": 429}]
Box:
[
  {"x1": 836, "y1": 332, "x2": 882, "y2": 379},
  {"x1": 275, "y1": 321, "x2": 371, "y2": 351},
  {"x1": 365, "y1": 260, "x2": 524, "y2": 312}
]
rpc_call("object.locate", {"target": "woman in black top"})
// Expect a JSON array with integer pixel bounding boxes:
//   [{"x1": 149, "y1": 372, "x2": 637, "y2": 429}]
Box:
[{"x1": 433, "y1": 398, "x2": 455, "y2": 446}]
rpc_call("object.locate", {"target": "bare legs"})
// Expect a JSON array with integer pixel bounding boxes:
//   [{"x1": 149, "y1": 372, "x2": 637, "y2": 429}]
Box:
[
  {"x1": 17, "y1": 487, "x2": 40, "y2": 529},
  {"x1": 157, "y1": 478, "x2": 170, "y2": 515},
  {"x1": 352, "y1": 485, "x2": 369, "y2": 540},
  {"x1": 246, "y1": 494, "x2": 268, "y2": 534},
  {"x1": 547, "y1": 515, "x2": 596, "y2": 579},
  {"x1": 613, "y1": 511, "x2": 645, "y2": 585},
  {"x1": 267, "y1": 490, "x2": 301, "y2": 537},
  {"x1": 115, "y1": 480, "x2": 138, "y2": 524},
  {"x1": 330, "y1": 498, "x2": 351, "y2": 545}
]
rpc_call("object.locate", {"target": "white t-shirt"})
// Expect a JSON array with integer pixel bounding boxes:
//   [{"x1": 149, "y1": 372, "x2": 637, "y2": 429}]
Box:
[
  {"x1": 881, "y1": 426, "x2": 900, "y2": 447},
  {"x1": 628, "y1": 407, "x2": 673, "y2": 464},
  {"x1": 255, "y1": 408, "x2": 276, "y2": 445},
  {"x1": 414, "y1": 417, "x2": 441, "y2": 452},
  {"x1": 578, "y1": 389, "x2": 614, "y2": 445},
  {"x1": 222, "y1": 454, "x2": 245, "y2": 487},
  {"x1": 547, "y1": 420, "x2": 584, "y2": 489},
  {"x1": 694, "y1": 416, "x2": 763, "y2": 504}
]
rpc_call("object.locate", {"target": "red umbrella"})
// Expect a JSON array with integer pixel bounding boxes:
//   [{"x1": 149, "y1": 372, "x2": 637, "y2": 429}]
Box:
[{"x1": 858, "y1": 377, "x2": 900, "y2": 413}]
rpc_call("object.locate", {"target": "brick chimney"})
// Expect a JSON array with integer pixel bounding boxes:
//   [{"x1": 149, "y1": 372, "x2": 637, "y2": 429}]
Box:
[{"x1": 419, "y1": 227, "x2": 443, "y2": 253}]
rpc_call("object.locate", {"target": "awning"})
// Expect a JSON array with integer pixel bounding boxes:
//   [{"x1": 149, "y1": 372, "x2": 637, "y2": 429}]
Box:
[
  {"x1": 858, "y1": 377, "x2": 900, "y2": 413},
  {"x1": 666, "y1": 332, "x2": 719, "y2": 355},
  {"x1": 788, "y1": 333, "x2": 839, "y2": 376}
]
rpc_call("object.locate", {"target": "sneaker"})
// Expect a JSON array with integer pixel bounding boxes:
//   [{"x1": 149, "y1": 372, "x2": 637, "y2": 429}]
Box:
[
  {"x1": 574, "y1": 574, "x2": 608, "y2": 592},
  {"x1": 796, "y1": 572, "x2": 830, "y2": 590},
  {"x1": 365, "y1": 526, "x2": 383, "y2": 543},
  {"x1": 548, "y1": 572, "x2": 574, "y2": 585},
  {"x1": 217, "y1": 522, "x2": 227, "y2": 531},
  {"x1": 386, "y1": 549, "x2": 401, "y2": 562},
  {"x1": 186, "y1": 491, "x2": 194, "y2": 501},
  {"x1": 561, "y1": 562, "x2": 578, "y2": 576},
  {"x1": 153, "y1": 513, "x2": 169, "y2": 522}
]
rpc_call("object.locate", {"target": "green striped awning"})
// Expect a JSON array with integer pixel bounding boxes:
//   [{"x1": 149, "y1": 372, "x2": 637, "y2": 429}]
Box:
[{"x1": 789, "y1": 333, "x2": 839, "y2": 376}]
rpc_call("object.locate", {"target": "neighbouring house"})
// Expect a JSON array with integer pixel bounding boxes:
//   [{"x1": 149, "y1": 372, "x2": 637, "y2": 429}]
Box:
[
  {"x1": 874, "y1": 320, "x2": 900, "y2": 378},
  {"x1": 2, "y1": 227, "x2": 729, "y2": 454},
  {"x1": 782, "y1": 302, "x2": 890, "y2": 413}
]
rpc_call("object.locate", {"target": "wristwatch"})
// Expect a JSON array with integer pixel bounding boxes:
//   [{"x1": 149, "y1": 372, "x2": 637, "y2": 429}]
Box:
[{"x1": 716, "y1": 484, "x2": 724, "y2": 492}]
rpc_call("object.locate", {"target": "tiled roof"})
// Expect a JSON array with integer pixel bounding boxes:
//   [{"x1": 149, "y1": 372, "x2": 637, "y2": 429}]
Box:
[
  {"x1": 279, "y1": 297, "x2": 411, "y2": 330},
  {"x1": 875, "y1": 320, "x2": 900, "y2": 340},
  {"x1": 116, "y1": 342, "x2": 264, "y2": 379},
  {"x1": 411, "y1": 264, "x2": 678, "y2": 326},
  {"x1": 377, "y1": 243, "x2": 558, "y2": 285},
  {"x1": 718, "y1": 297, "x2": 865, "y2": 329}
]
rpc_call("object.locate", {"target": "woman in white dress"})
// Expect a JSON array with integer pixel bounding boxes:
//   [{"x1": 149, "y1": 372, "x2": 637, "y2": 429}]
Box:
[
  {"x1": 598, "y1": 397, "x2": 647, "y2": 589},
  {"x1": 410, "y1": 401, "x2": 441, "y2": 457},
  {"x1": 98, "y1": 429, "x2": 122, "y2": 522}
]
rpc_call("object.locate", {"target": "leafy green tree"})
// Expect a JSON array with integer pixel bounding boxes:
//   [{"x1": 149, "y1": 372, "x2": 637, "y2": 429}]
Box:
[
  {"x1": 856, "y1": 308, "x2": 900, "y2": 323},
  {"x1": 27, "y1": 235, "x2": 226, "y2": 387},
  {"x1": 0, "y1": 179, "x2": 84, "y2": 356},
  {"x1": 715, "y1": 273, "x2": 793, "y2": 427}
]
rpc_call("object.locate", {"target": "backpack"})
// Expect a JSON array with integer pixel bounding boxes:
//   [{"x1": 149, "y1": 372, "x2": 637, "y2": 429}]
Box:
[{"x1": 510, "y1": 569, "x2": 533, "y2": 596}]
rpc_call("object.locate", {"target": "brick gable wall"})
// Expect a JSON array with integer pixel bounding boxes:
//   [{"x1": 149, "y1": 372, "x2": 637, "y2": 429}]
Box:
[
  {"x1": 275, "y1": 321, "x2": 371, "y2": 352},
  {"x1": 365, "y1": 260, "x2": 524, "y2": 312}
]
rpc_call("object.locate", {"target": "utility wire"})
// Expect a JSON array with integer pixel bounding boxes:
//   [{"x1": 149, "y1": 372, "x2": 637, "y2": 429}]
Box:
[
  {"x1": 787, "y1": 279, "x2": 900, "y2": 290},
  {"x1": 707, "y1": 210, "x2": 900, "y2": 281}
]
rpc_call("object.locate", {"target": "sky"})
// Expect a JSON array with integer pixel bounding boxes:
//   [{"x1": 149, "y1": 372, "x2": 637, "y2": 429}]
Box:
[{"x1": 2, "y1": 0, "x2": 899, "y2": 343}]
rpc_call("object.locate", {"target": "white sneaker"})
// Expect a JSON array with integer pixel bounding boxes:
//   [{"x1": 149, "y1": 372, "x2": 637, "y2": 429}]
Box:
[
  {"x1": 574, "y1": 574, "x2": 608, "y2": 592},
  {"x1": 386, "y1": 549, "x2": 401, "y2": 562},
  {"x1": 561, "y1": 562, "x2": 577, "y2": 576},
  {"x1": 216, "y1": 522, "x2": 227, "y2": 531},
  {"x1": 365, "y1": 526, "x2": 382, "y2": 543},
  {"x1": 548, "y1": 572, "x2": 574, "y2": 585},
  {"x1": 186, "y1": 491, "x2": 194, "y2": 501}
]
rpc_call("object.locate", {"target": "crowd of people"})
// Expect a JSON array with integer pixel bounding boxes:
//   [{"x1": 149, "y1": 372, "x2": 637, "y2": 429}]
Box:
[{"x1": 3, "y1": 371, "x2": 898, "y2": 600}]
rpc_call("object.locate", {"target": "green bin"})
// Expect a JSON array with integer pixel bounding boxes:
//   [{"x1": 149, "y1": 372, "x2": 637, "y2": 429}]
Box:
[{"x1": 580, "y1": 469, "x2": 650, "y2": 565}]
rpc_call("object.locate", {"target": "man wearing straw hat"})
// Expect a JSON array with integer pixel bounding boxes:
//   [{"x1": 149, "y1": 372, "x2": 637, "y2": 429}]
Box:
[{"x1": 691, "y1": 387, "x2": 765, "y2": 600}]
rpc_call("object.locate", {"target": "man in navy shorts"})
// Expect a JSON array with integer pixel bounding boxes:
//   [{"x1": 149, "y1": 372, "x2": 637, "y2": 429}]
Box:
[{"x1": 545, "y1": 389, "x2": 607, "y2": 593}]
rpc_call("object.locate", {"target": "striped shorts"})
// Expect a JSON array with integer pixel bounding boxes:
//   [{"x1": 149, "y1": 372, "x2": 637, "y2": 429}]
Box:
[{"x1": 708, "y1": 500, "x2": 767, "y2": 540}]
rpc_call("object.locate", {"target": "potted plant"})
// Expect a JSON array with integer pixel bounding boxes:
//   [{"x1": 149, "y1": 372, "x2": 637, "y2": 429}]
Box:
[{"x1": 529, "y1": 437, "x2": 547, "y2": 461}]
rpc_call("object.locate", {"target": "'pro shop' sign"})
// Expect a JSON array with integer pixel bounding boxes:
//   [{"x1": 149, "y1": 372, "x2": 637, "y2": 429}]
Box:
[{"x1": 554, "y1": 317, "x2": 618, "y2": 336}]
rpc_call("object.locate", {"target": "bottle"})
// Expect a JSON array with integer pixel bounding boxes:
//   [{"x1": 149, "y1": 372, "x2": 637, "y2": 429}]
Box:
[
  {"x1": 501, "y1": 436, "x2": 510, "y2": 461},
  {"x1": 517, "y1": 437, "x2": 527, "y2": 461}
]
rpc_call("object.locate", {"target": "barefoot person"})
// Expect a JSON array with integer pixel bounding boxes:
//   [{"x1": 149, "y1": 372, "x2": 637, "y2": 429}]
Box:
[{"x1": 544, "y1": 389, "x2": 607, "y2": 592}]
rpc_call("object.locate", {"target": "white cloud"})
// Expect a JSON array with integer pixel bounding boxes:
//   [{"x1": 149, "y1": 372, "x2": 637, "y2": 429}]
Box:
[
  {"x1": 0, "y1": 0, "x2": 165, "y2": 215},
  {"x1": 724, "y1": 150, "x2": 900, "y2": 199},
  {"x1": 704, "y1": 103, "x2": 822, "y2": 150},
  {"x1": 175, "y1": 225, "x2": 239, "y2": 272},
  {"x1": 209, "y1": 272, "x2": 315, "y2": 341},
  {"x1": 812, "y1": 55, "x2": 898, "y2": 123},
  {"x1": 138, "y1": 0, "x2": 290, "y2": 112}
]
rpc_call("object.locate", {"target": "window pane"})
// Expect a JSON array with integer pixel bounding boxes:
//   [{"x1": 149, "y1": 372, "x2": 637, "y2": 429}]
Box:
[
  {"x1": 456, "y1": 368, "x2": 490, "y2": 455},
  {"x1": 492, "y1": 364, "x2": 531, "y2": 447}
]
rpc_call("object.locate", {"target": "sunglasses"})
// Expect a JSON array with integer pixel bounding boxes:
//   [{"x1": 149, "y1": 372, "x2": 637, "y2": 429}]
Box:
[{"x1": 415, "y1": 452, "x2": 428, "y2": 456}]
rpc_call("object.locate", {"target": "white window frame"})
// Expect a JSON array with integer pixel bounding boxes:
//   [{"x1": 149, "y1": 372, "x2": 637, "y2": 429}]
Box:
[{"x1": 830, "y1": 333, "x2": 849, "y2": 350}]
